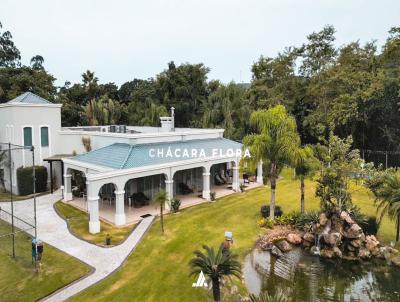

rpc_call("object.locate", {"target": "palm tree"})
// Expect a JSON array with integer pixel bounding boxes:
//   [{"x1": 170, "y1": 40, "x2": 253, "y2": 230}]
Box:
[
  {"x1": 153, "y1": 190, "x2": 168, "y2": 234},
  {"x1": 243, "y1": 105, "x2": 300, "y2": 219},
  {"x1": 82, "y1": 70, "x2": 99, "y2": 126},
  {"x1": 295, "y1": 145, "x2": 319, "y2": 213},
  {"x1": 189, "y1": 245, "x2": 241, "y2": 302},
  {"x1": 371, "y1": 171, "x2": 400, "y2": 241}
]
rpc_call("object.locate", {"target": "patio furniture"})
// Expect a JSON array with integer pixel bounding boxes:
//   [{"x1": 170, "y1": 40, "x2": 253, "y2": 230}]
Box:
[
  {"x1": 178, "y1": 182, "x2": 193, "y2": 195},
  {"x1": 243, "y1": 173, "x2": 249, "y2": 184},
  {"x1": 129, "y1": 192, "x2": 150, "y2": 208}
]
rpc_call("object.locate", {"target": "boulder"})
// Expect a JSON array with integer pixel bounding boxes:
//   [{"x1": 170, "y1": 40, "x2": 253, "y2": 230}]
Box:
[
  {"x1": 358, "y1": 248, "x2": 371, "y2": 259},
  {"x1": 366, "y1": 235, "x2": 380, "y2": 256},
  {"x1": 340, "y1": 211, "x2": 355, "y2": 225},
  {"x1": 286, "y1": 233, "x2": 302, "y2": 245},
  {"x1": 347, "y1": 244, "x2": 356, "y2": 252},
  {"x1": 303, "y1": 232, "x2": 315, "y2": 243},
  {"x1": 260, "y1": 241, "x2": 273, "y2": 251},
  {"x1": 275, "y1": 240, "x2": 293, "y2": 252},
  {"x1": 271, "y1": 245, "x2": 283, "y2": 257},
  {"x1": 391, "y1": 256, "x2": 400, "y2": 268},
  {"x1": 350, "y1": 239, "x2": 362, "y2": 248},
  {"x1": 333, "y1": 246, "x2": 343, "y2": 258},
  {"x1": 322, "y1": 232, "x2": 342, "y2": 246},
  {"x1": 320, "y1": 248, "x2": 335, "y2": 258},
  {"x1": 319, "y1": 213, "x2": 328, "y2": 226},
  {"x1": 331, "y1": 217, "x2": 344, "y2": 235},
  {"x1": 344, "y1": 224, "x2": 363, "y2": 239}
]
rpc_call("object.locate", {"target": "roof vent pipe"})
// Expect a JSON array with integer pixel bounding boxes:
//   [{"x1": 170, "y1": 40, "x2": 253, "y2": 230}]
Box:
[{"x1": 171, "y1": 107, "x2": 175, "y2": 132}]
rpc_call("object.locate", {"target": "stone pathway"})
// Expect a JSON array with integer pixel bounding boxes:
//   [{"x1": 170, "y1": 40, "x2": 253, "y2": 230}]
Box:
[{"x1": 0, "y1": 190, "x2": 154, "y2": 301}]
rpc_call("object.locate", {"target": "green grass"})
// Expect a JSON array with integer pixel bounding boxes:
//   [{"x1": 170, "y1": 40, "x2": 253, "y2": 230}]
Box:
[
  {"x1": 55, "y1": 201, "x2": 135, "y2": 246},
  {"x1": 0, "y1": 190, "x2": 52, "y2": 202},
  {"x1": 0, "y1": 220, "x2": 91, "y2": 302},
  {"x1": 72, "y1": 171, "x2": 400, "y2": 302}
]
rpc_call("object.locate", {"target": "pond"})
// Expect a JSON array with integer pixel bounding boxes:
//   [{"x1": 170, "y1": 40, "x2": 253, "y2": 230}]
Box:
[{"x1": 243, "y1": 247, "x2": 400, "y2": 301}]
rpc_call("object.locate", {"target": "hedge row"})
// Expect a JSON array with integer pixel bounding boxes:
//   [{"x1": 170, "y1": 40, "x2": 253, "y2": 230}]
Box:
[{"x1": 17, "y1": 166, "x2": 48, "y2": 195}]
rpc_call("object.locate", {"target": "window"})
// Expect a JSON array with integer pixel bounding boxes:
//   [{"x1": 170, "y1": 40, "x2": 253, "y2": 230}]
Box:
[
  {"x1": 23, "y1": 127, "x2": 32, "y2": 147},
  {"x1": 41, "y1": 127, "x2": 49, "y2": 147}
]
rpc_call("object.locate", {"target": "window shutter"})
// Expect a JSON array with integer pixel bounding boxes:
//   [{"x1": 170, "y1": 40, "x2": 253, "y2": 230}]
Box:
[
  {"x1": 23, "y1": 127, "x2": 32, "y2": 147},
  {"x1": 41, "y1": 127, "x2": 49, "y2": 147}
]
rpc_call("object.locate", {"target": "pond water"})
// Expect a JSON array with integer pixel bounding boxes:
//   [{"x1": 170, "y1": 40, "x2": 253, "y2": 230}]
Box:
[{"x1": 243, "y1": 248, "x2": 400, "y2": 302}]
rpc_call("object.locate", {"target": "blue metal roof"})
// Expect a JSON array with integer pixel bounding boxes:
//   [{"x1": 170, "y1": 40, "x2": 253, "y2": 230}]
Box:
[
  {"x1": 73, "y1": 138, "x2": 242, "y2": 169},
  {"x1": 8, "y1": 92, "x2": 51, "y2": 104}
]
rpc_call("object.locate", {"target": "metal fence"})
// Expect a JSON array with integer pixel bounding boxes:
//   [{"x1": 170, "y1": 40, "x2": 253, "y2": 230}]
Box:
[
  {"x1": 361, "y1": 150, "x2": 400, "y2": 169},
  {"x1": 0, "y1": 142, "x2": 37, "y2": 263}
]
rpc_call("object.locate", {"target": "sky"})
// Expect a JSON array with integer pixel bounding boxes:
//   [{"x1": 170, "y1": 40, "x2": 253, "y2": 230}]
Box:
[{"x1": 1, "y1": 0, "x2": 399, "y2": 86}]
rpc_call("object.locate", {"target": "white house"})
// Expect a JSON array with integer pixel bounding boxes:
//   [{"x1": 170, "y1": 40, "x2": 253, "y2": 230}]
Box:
[{"x1": 0, "y1": 92, "x2": 263, "y2": 234}]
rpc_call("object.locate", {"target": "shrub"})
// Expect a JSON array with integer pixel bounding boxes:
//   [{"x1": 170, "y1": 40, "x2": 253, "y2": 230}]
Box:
[
  {"x1": 258, "y1": 218, "x2": 274, "y2": 228},
  {"x1": 210, "y1": 191, "x2": 216, "y2": 201},
  {"x1": 260, "y1": 205, "x2": 283, "y2": 218},
  {"x1": 170, "y1": 198, "x2": 181, "y2": 213},
  {"x1": 294, "y1": 211, "x2": 320, "y2": 232},
  {"x1": 274, "y1": 211, "x2": 301, "y2": 225},
  {"x1": 17, "y1": 165, "x2": 47, "y2": 195},
  {"x1": 359, "y1": 215, "x2": 379, "y2": 235},
  {"x1": 239, "y1": 183, "x2": 245, "y2": 192}
]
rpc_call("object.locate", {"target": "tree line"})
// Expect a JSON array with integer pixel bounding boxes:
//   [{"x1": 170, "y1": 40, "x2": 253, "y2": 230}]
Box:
[{"x1": 1, "y1": 21, "x2": 399, "y2": 150}]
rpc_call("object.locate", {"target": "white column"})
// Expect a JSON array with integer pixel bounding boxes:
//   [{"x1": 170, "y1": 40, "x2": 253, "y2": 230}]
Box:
[
  {"x1": 87, "y1": 182, "x2": 100, "y2": 234},
  {"x1": 165, "y1": 179, "x2": 173, "y2": 211},
  {"x1": 232, "y1": 166, "x2": 240, "y2": 191},
  {"x1": 63, "y1": 173, "x2": 72, "y2": 201},
  {"x1": 202, "y1": 172, "x2": 211, "y2": 201},
  {"x1": 257, "y1": 161, "x2": 263, "y2": 184},
  {"x1": 114, "y1": 190, "x2": 126, "y2": 226}
]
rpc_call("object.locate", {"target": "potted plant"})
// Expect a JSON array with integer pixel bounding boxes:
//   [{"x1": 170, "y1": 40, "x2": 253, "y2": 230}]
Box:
[
  {"x1": 170, "y1": 198, "x2": 181, "y2": 213},
  {"x1": 210, "y1": 191, "x2": 216, "y2": 201}
]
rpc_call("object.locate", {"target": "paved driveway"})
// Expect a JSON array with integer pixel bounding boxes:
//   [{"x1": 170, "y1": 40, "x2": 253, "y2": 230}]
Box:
[{"x1": 0, "y1": 191, "x2": 154, "y2": 301}]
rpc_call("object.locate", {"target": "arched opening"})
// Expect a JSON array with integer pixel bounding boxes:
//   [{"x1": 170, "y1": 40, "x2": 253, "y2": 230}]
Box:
[
  {"x1": 173, "y1": 167, "x2": 203, "y2": 197},
  {"x1": 95, "y1": 182, "x2": 118, "y2": 223},
  {"x1": 124, "y1": 174, "x2": 166, "y2": 221}
]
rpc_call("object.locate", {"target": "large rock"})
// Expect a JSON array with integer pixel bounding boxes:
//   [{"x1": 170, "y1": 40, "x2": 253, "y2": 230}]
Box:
[
  {"x1": 391, "y1": 256, "x2": 400, "y2": 268},
  {"x1": 303, "y1": 232, "x2": 315, "y2": 243},
  {"x1": 344, "y1": 224, "x2": 363, "y2": 239},
  {"x1": 275, "y1": 240, "x2": 293, "y2": 252},
  {"x1": 340, "y1": 211, "x2": 355, "y2": 225},
  {"x1": 333, "y1": 246, "x2": 343, "y2": 258},
  {"x1": 350, "y1": 239, "x2": 362, "y2": 248},
  {"x1": 358, "y1": 248, "x2": 371, "y2": 259},
  {"x1": 323, "y1": 232, "x2": 342, "y2": 246},
  {"x1": 271, "y1": 245, "x2": 283, "y2": 257},
  {"x1": 319, "y1": 213, "x2": 328, "y2": 226},
  {"x1": 365, "y1": 235, "x2": 380, "y2": 256},
  {"x1": 320, "y1": 248, "x2": 335, "y2": 258},
  {"x1": 286, "y1": 233, "x2": 302, "y2": 245}
]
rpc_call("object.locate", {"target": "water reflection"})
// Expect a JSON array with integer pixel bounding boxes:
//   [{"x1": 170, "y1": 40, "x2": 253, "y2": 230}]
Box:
[{"x1": 243, "y1": 248, "x2": 400, "y2": 302}]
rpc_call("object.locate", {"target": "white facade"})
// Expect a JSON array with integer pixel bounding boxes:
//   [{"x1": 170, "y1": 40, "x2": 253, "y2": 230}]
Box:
[{"x1": 0, "y1": 93, "x2": 263, "y2": 234}]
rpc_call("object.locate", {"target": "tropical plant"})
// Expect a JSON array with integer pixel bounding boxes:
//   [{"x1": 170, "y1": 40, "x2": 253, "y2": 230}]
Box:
[
  {"x1": 169, "y1": 198, "x2": 181, "y2": 213},
  {"x1": 153, "y1": 190, "x2": 168, "y2": 234},
  {"x1": 82, "y1": 70, "x2": 99, "y2": 126},
  {"x1": 210, "y1": 191, "x2": 216, "y2": 201},
  {"x1": 189, "y1": 245, "x2": 241, "y2": 302},
  {"x1": 243, "y1": 105, "x2": 301, "y2": 219},
  {"x1": 294, "y1": 211, "x2": 320, "y2": 232},
  {"x1": 369, "y1": 170, "x2": 400, "y2": 241},
  {"x1": 295, "y1": 145, "x2": 320, "y2": 213},
  {"x1": 81, "y1": 136, "x2": 92, "y2": 152},
  {"x1": 249, "y1": 290, "x2": 289, "y2": 302}
]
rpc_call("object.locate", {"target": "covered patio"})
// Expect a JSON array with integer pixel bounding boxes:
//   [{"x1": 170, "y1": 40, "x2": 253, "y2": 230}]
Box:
[{"x1": 61, "y1": 138, "x2": 264, "y2": 233}]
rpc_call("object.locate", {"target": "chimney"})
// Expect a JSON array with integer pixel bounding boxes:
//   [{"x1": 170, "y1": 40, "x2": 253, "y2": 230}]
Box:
[{"x1": 160, "y1": 107, "x2": 175, "y2": 132}]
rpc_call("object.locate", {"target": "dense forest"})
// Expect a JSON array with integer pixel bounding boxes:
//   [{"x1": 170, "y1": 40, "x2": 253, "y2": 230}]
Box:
[{"x1": 1, "y1": 22, "x2": 399, "y2": 151}]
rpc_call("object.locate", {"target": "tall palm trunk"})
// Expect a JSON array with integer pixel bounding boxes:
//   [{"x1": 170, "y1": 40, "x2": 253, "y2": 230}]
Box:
[
  {"x1": 300, "y1": 176, "x2": 305, "y2": 214},
  {"x1": 396, "y1": 214, "x2": 400, "y2": 242},
  {"x1": 160, "y1": 205, "x2": 164, "y2": 234},
  {"x1": 212, "y1": 278, "x2": 220, "y2": 302},
  {"x1": 269, "y1": 162, "x2": 277, "y2": 220}
]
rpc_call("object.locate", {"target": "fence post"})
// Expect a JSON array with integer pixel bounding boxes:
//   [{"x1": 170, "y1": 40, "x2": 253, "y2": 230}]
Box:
[{"x1": 8, "y1": 143, "x2": 15, "y2": 258}]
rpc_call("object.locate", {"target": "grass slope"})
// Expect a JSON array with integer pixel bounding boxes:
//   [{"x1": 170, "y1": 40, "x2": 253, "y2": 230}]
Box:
[
  {"x1": 72, "y1": 172, "x2": 399, "y2": 302},
  {"x1": 55, "y1": 201, "x2": 135, "y2": 246},
  {"x1": 0, "y1": 220, "x2": 91, "y2": 302}
]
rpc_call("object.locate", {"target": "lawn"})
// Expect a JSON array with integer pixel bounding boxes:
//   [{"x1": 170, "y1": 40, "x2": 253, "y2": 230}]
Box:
[
  {"x1": 0, "y1": 220, "x2": 91, "y2": 302},
  {"x1": 72, "y1": 170, "x2": 399, "y2": 302},
  {"x1": 0, "y1": 191, "x2": 34, "y2": 202},
  {"x1": 54, "y1": 201, "x2": 135, "y2": 246}
]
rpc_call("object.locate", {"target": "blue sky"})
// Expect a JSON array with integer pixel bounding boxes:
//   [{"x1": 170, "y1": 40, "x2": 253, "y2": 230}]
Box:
[{"x1": 2, "y1": 0, "x2": 399, "y2": 86}]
